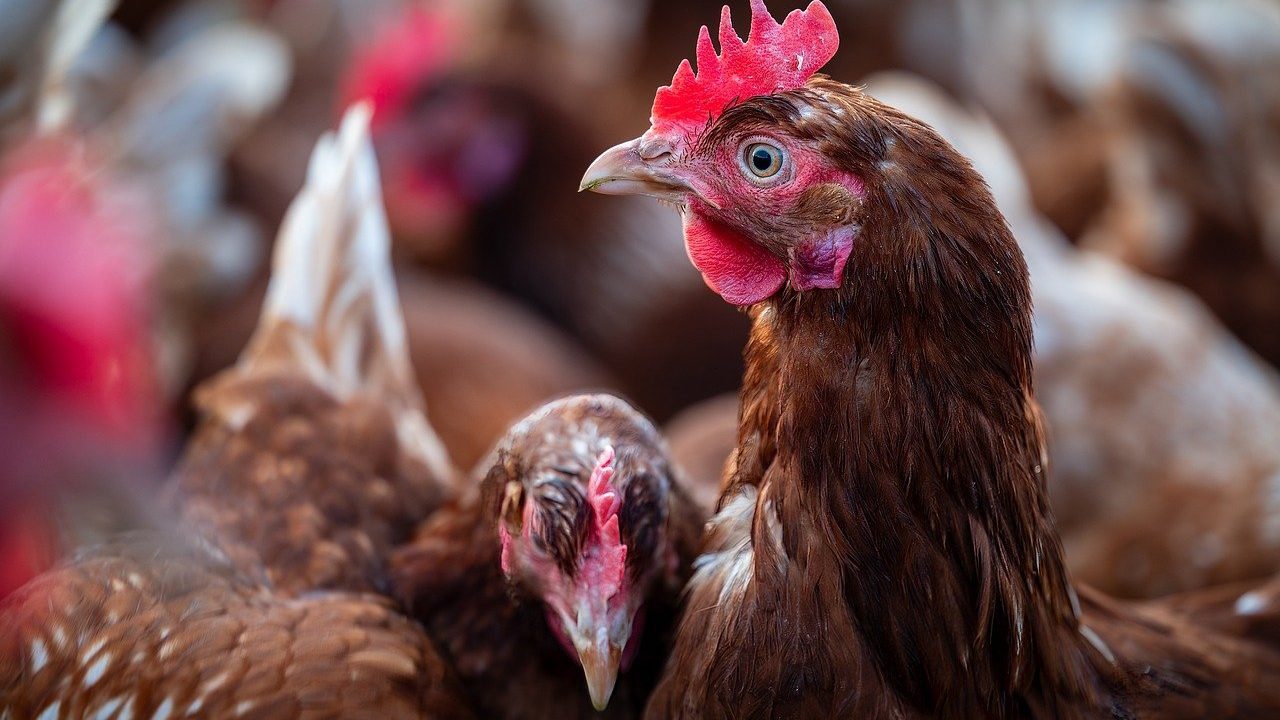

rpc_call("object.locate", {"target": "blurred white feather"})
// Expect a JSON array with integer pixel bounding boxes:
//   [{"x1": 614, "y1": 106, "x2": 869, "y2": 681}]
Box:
[
  {"x1": 101, "y1": 21, "x2": 292, "y2": 303},
  {"x1": 35, "y1": 0, "x2": 117, "y2": 132},
  {"x1": 108, "y1": 23, "x2": 291, "y2": 164},
  {"x1": 225, "y1": 104, "x2": 452, "y2": 479}
]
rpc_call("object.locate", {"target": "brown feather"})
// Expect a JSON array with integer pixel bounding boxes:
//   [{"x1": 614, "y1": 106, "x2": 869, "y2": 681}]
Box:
[{"x1": 0, "y1": 535, "x2": 474, "y2": 719}]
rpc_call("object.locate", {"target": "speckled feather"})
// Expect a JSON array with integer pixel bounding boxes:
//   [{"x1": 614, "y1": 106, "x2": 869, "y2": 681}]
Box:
[
  {"x1": 166, "y1": 106, "x2": 456, "y2": 597},
  {"x1": 2, "y1": 107, "x2": 472, "y2": 718},
  {"x1": 0, "y1": 536, "x2": 473, "y2": 720}
]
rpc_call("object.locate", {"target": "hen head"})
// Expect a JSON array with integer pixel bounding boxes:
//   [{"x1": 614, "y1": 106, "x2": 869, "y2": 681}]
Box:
[
  {"x1": 341, "y1": 8, "x2": 528, "y2": 256},
  {"x1": 583, "y1": 0, "x2": 1013, "y2": 314},
  {"x1": 484, "y1": 394, "x2": 679, "y2": 710}
]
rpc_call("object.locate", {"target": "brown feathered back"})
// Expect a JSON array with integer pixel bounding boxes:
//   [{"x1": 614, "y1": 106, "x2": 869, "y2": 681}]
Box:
[
  {"x1": 1, "y1": 106, "x2": 475, "y2": 720},
  {"x1": 172, "y1": 106, "x2": 454, "y2": 595},
  {"x1": 1, "y1": 534, "x2": 475, "y2": 719}
]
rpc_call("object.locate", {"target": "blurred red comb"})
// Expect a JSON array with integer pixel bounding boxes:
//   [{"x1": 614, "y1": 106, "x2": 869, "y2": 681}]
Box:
[
  {"x1": 651, "y1": 0, "x2": 839, "y2": 136},
  {"x1": 340, "y1": 8, "x2": 456, "y2": 128}
]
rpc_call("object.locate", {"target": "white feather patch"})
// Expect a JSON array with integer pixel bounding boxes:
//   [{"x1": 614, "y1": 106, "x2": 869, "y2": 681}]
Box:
[{"x1": 215, "y1": 104, "x2": 453, "y2": 476}]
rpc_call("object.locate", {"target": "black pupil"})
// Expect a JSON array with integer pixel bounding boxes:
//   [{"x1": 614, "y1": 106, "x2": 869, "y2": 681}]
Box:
[{"x1": 752, "y1": 147, "x2": 774, "y2": 172}]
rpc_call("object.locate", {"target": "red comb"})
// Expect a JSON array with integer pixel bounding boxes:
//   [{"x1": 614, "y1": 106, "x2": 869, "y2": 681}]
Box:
[
  {"x1": 340, "y1": 8, "x2": 455, "y2": 128},
  {"x1": 651, "y1": 0, "x2": 839, "y2": 136},
  {"x1": 588, "y1": 447, "x2": 621, "y2": 534},
  {"x1": 585, "y1": 447, "x2": 627, "y2": 598}
]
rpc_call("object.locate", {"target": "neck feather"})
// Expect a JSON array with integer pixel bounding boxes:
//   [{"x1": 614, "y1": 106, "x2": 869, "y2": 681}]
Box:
[{"x1": 737, "y1": 191, "x2": 1101, "y2": 713}]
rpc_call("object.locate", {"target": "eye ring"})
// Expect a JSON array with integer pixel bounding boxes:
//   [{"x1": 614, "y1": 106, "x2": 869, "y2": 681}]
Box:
[{"x1": 740, "y1": 141, "x2": 786, "y2": 181}]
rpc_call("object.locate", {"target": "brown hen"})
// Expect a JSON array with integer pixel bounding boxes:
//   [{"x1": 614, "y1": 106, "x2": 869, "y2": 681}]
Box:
[
  {"x1": 584, "y1": 2, "x2": 1280, "y2": 716},
  {"x1": 2, "y1": 106, "x2": 473, "y2": 718},
  {"x1": 667, "y1": 72, "x2": 1280, "y2": 600}
]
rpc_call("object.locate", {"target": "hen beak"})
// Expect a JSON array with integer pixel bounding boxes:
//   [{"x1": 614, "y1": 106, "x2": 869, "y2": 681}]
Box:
[
  {"x1": 576, "y1": 631, "x2": 623, "y2": 711},
  {"x1": 579, "y1": 137, "x2": 692, "y2": 204}
]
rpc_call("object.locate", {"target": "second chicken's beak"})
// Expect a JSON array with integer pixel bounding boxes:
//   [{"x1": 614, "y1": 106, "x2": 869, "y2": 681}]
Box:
[
  {"x1": 576, "y1": 629, "x2": 623, "y2": 711},
  {"x1": 579, "y1": 137, "x2": 692, "y2": 204}
]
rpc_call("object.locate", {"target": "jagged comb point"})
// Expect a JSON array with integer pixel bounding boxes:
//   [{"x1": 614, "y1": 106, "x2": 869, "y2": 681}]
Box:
[
  {"x1": 585, "y1": 446, "x2": 626, "y2": 597},
  {"x1": 587, "y1": 446, "x2": 621, "y2": 536},
  {"x1": 650, "y1": 0, "x2": 839, "y2": 134}
]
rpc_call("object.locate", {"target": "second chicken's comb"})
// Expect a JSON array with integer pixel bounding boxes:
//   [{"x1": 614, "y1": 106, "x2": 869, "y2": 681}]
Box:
[
  {"x1": 586, "y1": 447, "x2": 627, "y2": 597},
  {"x1": 587, "y1": 447, "x2": 621, "y2": 531},
  {"x1": 651, "y1": 0, "x2": 839, "y2": 135}
]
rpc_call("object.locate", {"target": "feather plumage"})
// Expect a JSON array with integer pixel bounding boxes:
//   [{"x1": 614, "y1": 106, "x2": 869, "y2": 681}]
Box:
[{"x1": 2, "y1": 106, "x2": 472, "y2": 717}]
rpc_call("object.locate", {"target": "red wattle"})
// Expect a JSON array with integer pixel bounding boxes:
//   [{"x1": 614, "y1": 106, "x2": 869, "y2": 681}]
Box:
[{"x1": 684, "y1": 214, "x2": 785, "y2": 306}]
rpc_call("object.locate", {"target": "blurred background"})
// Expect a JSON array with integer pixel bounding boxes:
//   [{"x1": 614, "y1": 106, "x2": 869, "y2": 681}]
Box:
[{"x1": 2, "y1": 0, "x2": 1279, "y2": 602}]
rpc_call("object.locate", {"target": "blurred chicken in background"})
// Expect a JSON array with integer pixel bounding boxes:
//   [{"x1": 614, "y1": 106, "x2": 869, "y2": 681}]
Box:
[
  {"x1": 348, "y1": 2, "x2": 749, "y2": 420},
  {"x1": 229, "y1": 0, "x2": 748, "y2": 426},
  {"x1": 950, "y1": 0, "x2": 1280, "y2": 368},
  {"x1": 2, "y1": 0, "x2": 293, "y2": 412},
  {"x1": 1085, "y1": 0, "x2": 1280, "y2": 368},
  {"x1": 0, "y1": 0, "x2": 167, "y2": 600},
  {"x1": 0, "y1": 135, "x2": 163, "y2": 600}
]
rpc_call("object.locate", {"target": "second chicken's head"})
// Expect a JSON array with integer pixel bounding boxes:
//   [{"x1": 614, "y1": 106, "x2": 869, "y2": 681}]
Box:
[{"x1": 485, "y1": 394, "x2": 679, "y2": 710}]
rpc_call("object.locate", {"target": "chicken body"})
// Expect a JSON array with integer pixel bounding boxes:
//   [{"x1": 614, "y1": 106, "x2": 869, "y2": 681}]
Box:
[
  {"x1": 583, "y1": 2, "x2": 1280, "y2": 716},
  {"x1": 171, "y1": 373, "x2": 451, "y2": 596},
  {"x1": 392, "y1": 394, "x2": 704, "y2": 719},
  {"x1": 2, "y1": 107, "x2": 474, "y2": 718},
  {"x1": 1, "y1": 536, "x2": 471, "y2": 719}
]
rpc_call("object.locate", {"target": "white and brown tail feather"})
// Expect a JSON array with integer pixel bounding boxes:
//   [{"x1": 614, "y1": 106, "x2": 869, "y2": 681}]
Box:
[{"x1": 200, "y1": 105, "x2": 451, "y2": 478}]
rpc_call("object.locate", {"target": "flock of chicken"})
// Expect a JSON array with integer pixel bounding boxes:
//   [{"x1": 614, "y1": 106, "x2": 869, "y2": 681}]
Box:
[{"x1": 4, "y1": 0, "x2": 1280, "y2": 717}]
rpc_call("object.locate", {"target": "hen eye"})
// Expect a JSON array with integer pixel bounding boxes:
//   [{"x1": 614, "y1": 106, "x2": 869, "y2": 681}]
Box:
[{"x1": 742, "y1": 142, "x2": 784, "y2": 180}]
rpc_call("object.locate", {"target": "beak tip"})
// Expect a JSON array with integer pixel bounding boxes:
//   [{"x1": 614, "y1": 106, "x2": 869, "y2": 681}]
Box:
[
  {"x1": 587, "y1": 679, "x2": 617, "y2": 711},
  {"x1": 578, "y1": 639, "x2": 622, "y2": 712}
]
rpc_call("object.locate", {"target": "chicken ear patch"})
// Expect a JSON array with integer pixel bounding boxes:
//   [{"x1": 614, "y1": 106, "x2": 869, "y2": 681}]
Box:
[
  {"x1": 789, "y1": 225, "x2": 856, "y2": 291},
  {"x1": 651, "y1": 0, "x2": 839, "y2": 137},
  {"x1": 684, "y1": 213, "x2": 786, "y2": 306}
]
